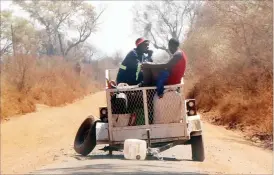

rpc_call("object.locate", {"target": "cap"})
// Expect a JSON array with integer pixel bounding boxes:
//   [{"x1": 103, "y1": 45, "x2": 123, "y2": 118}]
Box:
[{"x1": 135, "y1": 38, "x2": 149, "y2": 47}]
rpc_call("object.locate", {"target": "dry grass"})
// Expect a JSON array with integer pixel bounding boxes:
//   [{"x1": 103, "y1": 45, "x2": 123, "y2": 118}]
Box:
[
  {"x1": 181, "y1": 1, "x2": 273, "y2": 148},
  {"x1": 185, "y1": 64, "x2": 273, "y2": 148},
  {"x1": 1, "y1": 54, "x2": 102, "y2": 119}
]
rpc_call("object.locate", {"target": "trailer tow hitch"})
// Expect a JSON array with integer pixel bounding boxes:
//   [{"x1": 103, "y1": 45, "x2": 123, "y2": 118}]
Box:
[{"x1": 99, "y1": 146, "x2": 122, "y2": 152}]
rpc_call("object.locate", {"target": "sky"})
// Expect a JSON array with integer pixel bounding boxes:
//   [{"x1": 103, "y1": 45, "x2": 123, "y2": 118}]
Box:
[{"x1": 1, "y1": 1, "x2": 164, "y2": 58}]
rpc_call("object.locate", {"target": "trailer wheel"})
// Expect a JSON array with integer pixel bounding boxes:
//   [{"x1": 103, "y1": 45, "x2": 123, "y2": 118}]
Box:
[
  {"x1": 74, "y1": 116, "x2": 97, "y2": 156},
  {"x1": 190, "y1": 135, "x2": 205, "y2": 162}
]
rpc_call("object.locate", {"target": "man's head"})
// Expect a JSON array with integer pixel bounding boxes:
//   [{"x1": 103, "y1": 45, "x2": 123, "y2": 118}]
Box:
[
  {"x1": 136, "y1": 37, "x2": 149, "y2": 53},
  {"x1": 168, "y1": 38, "x2": 180, "y2": 54}
]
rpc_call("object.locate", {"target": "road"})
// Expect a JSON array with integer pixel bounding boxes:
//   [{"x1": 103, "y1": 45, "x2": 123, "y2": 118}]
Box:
[{"x1": 1, "y1": 91, "x2": 272, "y2": 174}]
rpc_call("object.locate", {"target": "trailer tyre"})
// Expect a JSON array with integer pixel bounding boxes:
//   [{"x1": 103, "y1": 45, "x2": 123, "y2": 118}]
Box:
[
  {"x1": 74, "y1": 116, "x2": 97, "y2": 156},
  {"x1": 190, "y1": 135, "x2": 205, "y2": 162}
]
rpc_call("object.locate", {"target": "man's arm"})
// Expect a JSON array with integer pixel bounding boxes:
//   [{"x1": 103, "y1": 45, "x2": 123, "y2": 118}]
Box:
[
  {"x1": 120, "y1": 51, "x2": 138, "y2": 70},
  {"x1": 145, "y1": 55, "x2": 153, "y2": 62},
  {"x1": 146, "y1": 50, "x2": 153, "y2": 62},
  {"x1": 142, "y1": 52, "x2": 182, "y2": 71}
]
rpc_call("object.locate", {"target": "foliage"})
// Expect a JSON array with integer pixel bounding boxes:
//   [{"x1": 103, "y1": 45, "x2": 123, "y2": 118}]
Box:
[
  {"x1": 182, "y1": 1, "x2": 273, "y2": 145},
  {"x1": 1, "y1": 10, "x2": 38, "y2": 57},
  {"x1": 8, "y1": 0, "x2": 104, "y2": 59},
  {"x1": 132, "y1": 0, "x2": 201, "y2": 54}
]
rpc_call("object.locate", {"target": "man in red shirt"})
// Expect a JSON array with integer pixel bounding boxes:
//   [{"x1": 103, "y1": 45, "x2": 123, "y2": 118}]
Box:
[{"x1": 142, "y1": 38, "x2": 187, "y2": 96}]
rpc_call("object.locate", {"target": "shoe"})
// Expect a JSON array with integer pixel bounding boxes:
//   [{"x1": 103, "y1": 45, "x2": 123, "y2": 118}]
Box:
[{"x1": 137, "y1": 81, "x2": 145, "y2": 87}]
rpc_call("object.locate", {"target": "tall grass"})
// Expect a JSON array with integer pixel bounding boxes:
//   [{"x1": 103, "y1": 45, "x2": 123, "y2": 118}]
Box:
[
  {"x1": 182, "y1": 1, "x2": 273, "y2": 148},
  {"x1": 1, "y1": 54, "x2": 102, "y2": 119},
  {"x1": 184, "y1": 56, "x2": 273, "y2": 148}
]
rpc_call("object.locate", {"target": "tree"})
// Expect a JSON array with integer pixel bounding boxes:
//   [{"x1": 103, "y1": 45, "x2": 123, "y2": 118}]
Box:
[
  {"x1": 1, "y1": 11, "x2": 13, "y2": 56},
  {"x1": 182, "y1": 1, "x2": 273, "y2": 78},
  {"x1": 13, "y1": 0, "x2": 104, "y2": 58},
  {"x1": 78, "y1": 43, "x2": 97, "y2": 64},
  {"x1": 132, "y1": 0, "x2": 201, "y2": 55},
  {"x1": 61, "y1": 3, "x2": 105, "y2": 57},
  {"x1": 181, "y1": 1, "x2": 273, "y2": 138},
  {"x1": 0, "y1": 10, "x2": 37, "y2": 57},
  {"x1": 204, "y1": 1, "x2": 272, "y2": 69}
]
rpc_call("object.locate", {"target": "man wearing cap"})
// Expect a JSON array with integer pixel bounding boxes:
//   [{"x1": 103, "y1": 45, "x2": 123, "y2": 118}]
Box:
[
  {"x1": 116, "y1": 38, "x2": 153, "y2": 85},
  {"x1": 142, "y1": 38, "x2": 187, "y2": 97}
]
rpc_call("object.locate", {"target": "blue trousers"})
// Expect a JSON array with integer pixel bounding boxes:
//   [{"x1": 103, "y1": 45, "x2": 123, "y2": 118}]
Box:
[{"x1": 156, "y1": 70, "x2": 170, "y2": 97}]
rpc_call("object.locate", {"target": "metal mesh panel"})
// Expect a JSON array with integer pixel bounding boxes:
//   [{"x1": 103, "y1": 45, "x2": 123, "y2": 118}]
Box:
[
  {"x1": 110, "y1": 90, "x2": 145, "y2": 127},
  {"x1": 147, "y1": 87, "x2": 184, "y2": 125},
  {"x1": 146, "y1": 89, "x2": 157, "y2": 124},
  {"x1": 109, "y1": 86, "x2": 185, "y2": 127}
]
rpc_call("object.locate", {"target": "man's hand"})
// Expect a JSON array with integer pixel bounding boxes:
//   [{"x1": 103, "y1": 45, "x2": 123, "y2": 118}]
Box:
[{"x1": 146, "y1": 50, "x2": 153, "y2": 57}]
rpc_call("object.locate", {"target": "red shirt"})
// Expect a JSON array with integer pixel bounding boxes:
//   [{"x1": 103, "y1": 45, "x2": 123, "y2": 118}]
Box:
[{"x1": 167, "y1": 50, "x2": 187, "y2": 85}]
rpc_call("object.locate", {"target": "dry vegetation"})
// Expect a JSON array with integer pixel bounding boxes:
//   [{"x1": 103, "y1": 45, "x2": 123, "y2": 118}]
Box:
[
  {"x1": 0, "y1": 1, "x2": 110, "y2": 119},
  {"x1": 133, "y1": 0, "x2": 272, "y2": 147},
  {"x1": 182, "y1": 1, "x2": 273, "y2": 148},
  {"x1": 0, "y1": 54, "x2": 102, "y2": 119}
]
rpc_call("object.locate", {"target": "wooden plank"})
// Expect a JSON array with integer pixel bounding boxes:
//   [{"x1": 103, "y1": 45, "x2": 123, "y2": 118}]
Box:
[
  {"x1": 106, "y1": 84, "x2": 184, "y2": 93},
  {"x1": 106, "y1": 90, "x2": 113, "y2": 141},
  {"x1": 142, "y1": 89, "x2": 149, "y2": 126},
  {"x1": 111, "y1": 137, "x2": 189, "y2": 145},
  {"x1": 112, "y1": 123, "x2": 184, "y2": 131},
  {"x1": 180, "y1": 86, "x2": 188, "y2": 137},
  {"x1": 112, "y1": 123, "x2": 186, "y2": 141},
  {"x1": 105, "y1": 69, "x2": 109, "y2": 89}
]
